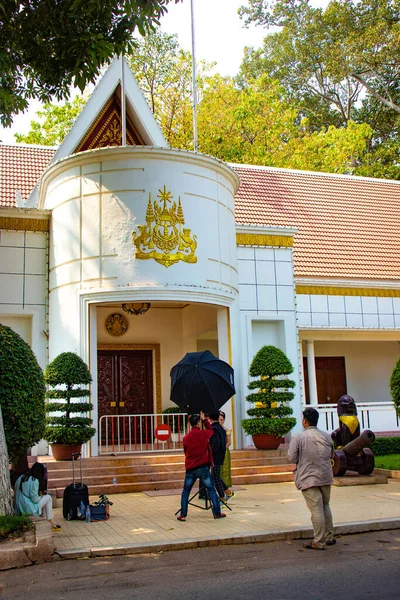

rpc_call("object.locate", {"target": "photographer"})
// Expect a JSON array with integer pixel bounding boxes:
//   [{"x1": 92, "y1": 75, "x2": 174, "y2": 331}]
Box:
[{"x1": 177, "y1": 412, "x2": 226, "y2": 521}]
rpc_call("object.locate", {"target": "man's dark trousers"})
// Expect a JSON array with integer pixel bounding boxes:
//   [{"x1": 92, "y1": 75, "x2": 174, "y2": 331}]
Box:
[{"x1": 180, "y1": 465, "x2": 221, "y2": 517}]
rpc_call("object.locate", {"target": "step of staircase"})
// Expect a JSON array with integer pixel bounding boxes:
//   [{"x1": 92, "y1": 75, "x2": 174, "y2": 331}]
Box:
[{"x1": 29, "y1": 449, "x2": 295, "y2": 497}]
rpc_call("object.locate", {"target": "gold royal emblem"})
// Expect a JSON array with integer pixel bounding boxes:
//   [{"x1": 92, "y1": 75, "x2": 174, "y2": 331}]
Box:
[{"x1": 132, "y1": 186, "x2": 197, "y2": 268}]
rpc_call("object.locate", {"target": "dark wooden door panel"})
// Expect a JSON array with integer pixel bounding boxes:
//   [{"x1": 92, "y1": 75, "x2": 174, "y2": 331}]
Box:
[
  {"x1": 98, "y1": 350, "x2": 154, "y2": 417},
  {"x1": 98, "y1": 354, "x2": 117, "y2": 417},
  {"x1": 118, "y1": 352, "x2": 153, "y2": 414},
  {"x1": 303, "y1": 356, "x2": 347, "y2": 405}
]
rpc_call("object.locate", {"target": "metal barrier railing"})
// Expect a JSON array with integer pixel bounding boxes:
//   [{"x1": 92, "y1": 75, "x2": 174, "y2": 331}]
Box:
[{"x1": 99, "y1": 413, "x2": 188, "y2": 454}]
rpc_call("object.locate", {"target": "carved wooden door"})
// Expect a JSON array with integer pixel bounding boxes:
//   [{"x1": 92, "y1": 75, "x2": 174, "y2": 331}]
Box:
[
  {"x1": 303, "y1": 356, "x2": 347, "y2": 405},
  {"x1": 98, "y1": 350, "x2": 154, "y2": 444}
]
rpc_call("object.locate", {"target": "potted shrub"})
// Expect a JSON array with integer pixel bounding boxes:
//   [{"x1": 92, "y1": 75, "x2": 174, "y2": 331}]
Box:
[
  {"x1": 162, "y1": 406, "x2": 187, "y2": 443},
  {"x1": 44, "y1": 352, "x2": 95, "y2": 460},
  {"x1": 242, "y1": 345, "x2": 297, "y2": 450}
]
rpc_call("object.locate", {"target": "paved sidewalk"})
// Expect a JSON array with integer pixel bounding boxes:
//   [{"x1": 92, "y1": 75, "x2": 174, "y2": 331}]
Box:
[{"x1": 53, "y1": 480, "x2": 400, "y2": 558}]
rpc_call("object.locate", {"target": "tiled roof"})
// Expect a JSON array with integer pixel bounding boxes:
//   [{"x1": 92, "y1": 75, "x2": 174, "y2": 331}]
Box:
[
  {"x1": 0, "y1": 144, "x2": 55, "y2": 207},
  {"x1": 2, "y1": 144, "x2": 400, "y2": 281},
  {"x1": 232, "y1": 164, "x2": 400, "y2": 281}
]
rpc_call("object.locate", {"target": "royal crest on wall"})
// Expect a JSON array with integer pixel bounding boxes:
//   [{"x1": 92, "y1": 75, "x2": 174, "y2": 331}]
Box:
[
  {"x1": 132, "y1": 186, "x2": 197, "y2": 268},
  {"x1": 105, "y1": 313, "x2": 129, "y2": 337}
]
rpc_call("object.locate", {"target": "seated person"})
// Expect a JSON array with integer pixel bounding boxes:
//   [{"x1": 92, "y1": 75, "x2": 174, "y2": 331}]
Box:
[{"x1": 15, "y1": 462, "x2": 61, "y2": 532}]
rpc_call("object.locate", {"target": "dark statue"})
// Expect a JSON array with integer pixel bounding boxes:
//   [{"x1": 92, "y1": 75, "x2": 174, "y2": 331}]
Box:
[{"x1": 331, "y1": 395, "x2": 375, "y2": 476}]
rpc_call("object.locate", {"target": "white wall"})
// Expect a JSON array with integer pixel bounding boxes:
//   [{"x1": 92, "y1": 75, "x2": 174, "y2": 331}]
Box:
[
  {"x1": 0, "y1": 229, "x2": 48, "y2": 368},
  {"x1": 237, "y1": 243, "x2": 303, "y2": 441},
  {"x1": 297, "y1": 293, "x2": 400, "y2": 329},
  {"x1": 40, "y1": 147, "x2": 239, "y2": 359},
  {"x1": 305, "y1": 340, "x2": 400, "y2": 404},
  {"x1": 237, "y1": 247, "x2": 295, "y2": 313}
]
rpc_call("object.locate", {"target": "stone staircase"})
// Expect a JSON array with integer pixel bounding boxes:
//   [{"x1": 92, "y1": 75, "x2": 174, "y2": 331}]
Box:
[{"x1": 30, "y1": 449, "x2": 295, "y2": 498}]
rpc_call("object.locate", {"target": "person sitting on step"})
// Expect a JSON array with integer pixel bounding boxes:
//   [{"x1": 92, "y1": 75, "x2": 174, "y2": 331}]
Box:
[{"x1": 15, "y1": 462, "x2": 62, "y2": 532}]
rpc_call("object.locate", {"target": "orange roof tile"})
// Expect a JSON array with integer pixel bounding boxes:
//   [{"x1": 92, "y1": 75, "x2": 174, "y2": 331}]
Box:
[
  {"x1": 1, "y1": 145, "x2": 400, "y2": 281},
  {"x1": 232, "y1": 164, "x2": 400, "y2": 281},
  {"x1": 0, "y1": 144, "x2": 55, "y2": 207}
]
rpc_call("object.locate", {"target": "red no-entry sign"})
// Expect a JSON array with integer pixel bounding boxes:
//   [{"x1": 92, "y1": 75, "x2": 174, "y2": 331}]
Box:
[{"x1": 155, "y1": 424, "x2": 172, "y2": 442}]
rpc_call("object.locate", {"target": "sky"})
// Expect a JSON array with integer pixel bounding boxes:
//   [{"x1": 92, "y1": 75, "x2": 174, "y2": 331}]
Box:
[{"x1": 0, "y1": 0, "x2": 328, "y2": 144}]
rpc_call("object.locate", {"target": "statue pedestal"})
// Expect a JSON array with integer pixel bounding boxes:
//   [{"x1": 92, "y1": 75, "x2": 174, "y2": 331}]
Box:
[{"x1": 333, "y1": 472, "x2": 388, "y2": 486}]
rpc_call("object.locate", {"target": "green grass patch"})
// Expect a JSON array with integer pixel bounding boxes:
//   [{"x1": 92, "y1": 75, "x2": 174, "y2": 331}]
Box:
[
  {"x1": 375, "y1": 454, "x2": 400, "y2": 471},
  {"x1": 0, "y1": 514, "x2": 32, "y2": 541}
]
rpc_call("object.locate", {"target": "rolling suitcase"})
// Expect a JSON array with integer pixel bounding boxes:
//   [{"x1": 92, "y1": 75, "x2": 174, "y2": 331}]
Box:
[{"x1": 62, "y1": 452, "x2": 89, "y2": 520}]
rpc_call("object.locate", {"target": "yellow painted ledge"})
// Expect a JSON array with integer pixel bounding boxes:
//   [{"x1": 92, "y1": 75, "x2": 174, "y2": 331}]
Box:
[
  {"x1": 296, "y1": 285, "x2": 400, "y2": 298},
  {"x1": 236, "y1": 233, "x2": 294, "y2": 247},
  {"x1": 0, "y1": 216, "x2": 49, "y2": 232}
]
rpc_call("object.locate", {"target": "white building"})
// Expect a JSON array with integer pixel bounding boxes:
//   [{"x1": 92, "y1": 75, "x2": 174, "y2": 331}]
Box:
[{"x1": 1, "y1": 58, "x2": 399, "y2": 457}]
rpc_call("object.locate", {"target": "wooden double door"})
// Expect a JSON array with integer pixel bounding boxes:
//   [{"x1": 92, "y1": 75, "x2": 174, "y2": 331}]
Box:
[
  {"x1": 97, "y1": 350, "x2": 154, "y2": 420},
  {"x1": 303, "y1": 356, "x2": 347, "y2": 405}
]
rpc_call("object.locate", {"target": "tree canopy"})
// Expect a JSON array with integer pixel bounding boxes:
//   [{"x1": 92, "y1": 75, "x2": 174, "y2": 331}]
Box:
[
  {"x1": 128, "y1": 30, "x2": 214, "y2": 149},
  {"x1": 239, "y1": 0, "x2": 400, "y2": 178},
  {"x1": 12, "y1": 21, "x2": 400, "y2": 179},
  {"x1": 15, "y1": 95, "x2": 87, "y2": 146},
  {"x1": 0, "y1": 0, "x2": 181, "y2": 127}
]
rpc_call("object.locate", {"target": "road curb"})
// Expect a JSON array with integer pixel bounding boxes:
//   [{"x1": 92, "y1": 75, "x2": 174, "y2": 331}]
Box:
[{"x1": 56, "y1": 517, "x2": 400, "y2": 560}]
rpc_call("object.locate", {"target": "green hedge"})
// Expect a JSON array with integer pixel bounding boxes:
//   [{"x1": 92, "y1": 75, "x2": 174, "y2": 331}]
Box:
[
  {"x1": 0, "y1": 324, "x2": 45, "y2": 463},
  {"x1": 0, "y1": 515, "x2": 32, "y2": 541},
  {"x1": 371, "y1": 437, "x2": 400, "y2": 456}
]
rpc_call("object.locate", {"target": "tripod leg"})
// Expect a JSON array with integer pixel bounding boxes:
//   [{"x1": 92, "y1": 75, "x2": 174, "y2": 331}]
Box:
[{"x1": 219, "y1": 496, "x2": 232, "y2": 512}]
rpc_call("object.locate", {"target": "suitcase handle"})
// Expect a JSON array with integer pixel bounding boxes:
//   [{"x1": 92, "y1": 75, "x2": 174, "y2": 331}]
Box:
[{"x1": 71, "y1": 452, "x2": 83, "y2": 488}]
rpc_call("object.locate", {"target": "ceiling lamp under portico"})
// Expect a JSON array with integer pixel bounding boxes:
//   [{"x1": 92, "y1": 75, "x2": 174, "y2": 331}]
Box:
[{"x1": 122, "y1": 303, "x2": 151, "y2": 316}]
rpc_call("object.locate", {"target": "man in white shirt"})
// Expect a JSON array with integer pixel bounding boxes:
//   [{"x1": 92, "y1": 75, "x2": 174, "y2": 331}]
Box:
[{"x1": 288, "y1": 407, "x2": 335, "y2": 550}]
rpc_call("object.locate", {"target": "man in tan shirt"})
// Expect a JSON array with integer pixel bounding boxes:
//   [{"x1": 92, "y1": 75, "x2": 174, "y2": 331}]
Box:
[{"x1": 288, "y1": 407, "x2": 335, "y2": 550}]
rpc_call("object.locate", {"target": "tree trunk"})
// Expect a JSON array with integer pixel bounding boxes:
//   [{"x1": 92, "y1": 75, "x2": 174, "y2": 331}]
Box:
[{"x1": 0, "y1": 405, "x2": 14, "y2": 516}]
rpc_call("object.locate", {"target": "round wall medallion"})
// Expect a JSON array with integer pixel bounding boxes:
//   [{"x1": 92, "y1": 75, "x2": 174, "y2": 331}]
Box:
[{"x1": 105, "y1": 313, "x2": 129, "y2": 336}]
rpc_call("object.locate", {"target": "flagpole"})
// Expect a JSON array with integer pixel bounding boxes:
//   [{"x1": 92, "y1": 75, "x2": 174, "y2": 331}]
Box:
[
  {"x1": 120, "y1": 55, "x2": 127, "y2": 146},
  {"x1": 190, "y1": 0, "x2": 198, "y2": 152}
]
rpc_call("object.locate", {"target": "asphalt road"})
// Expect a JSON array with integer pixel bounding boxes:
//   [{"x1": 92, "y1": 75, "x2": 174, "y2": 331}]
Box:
[{"x1": 2, "y1": 530, "x2": 400, "y2": 600}]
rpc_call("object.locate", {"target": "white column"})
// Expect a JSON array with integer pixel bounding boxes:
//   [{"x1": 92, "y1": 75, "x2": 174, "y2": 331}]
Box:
[
  {"x1": 217, "y1": 307, "x2": 229, "y2": 362},
  {"x1": 89, "y1": 304, "x2": 98, "y2": 457},
  {"x1": 217, "y1": 307, "x2": 234, "y2": 441},
  {"x1": 306, "y1": 340, "x2": 318, "y2": 405}
]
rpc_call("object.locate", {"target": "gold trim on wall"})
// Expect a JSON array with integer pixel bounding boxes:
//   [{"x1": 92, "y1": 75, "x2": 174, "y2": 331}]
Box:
[
  {"x1": 0, "y1": 217, "x2": 49, "y2": 232},
  {"x1": 97, "y1": 343, "x2": 162, "y2": 414},
  {"x1": 296, "y1": 285, "x2": 400, "y2": 298},
  {"x1": 236, "y1": 233, "x2": 294, "y2": 247}
]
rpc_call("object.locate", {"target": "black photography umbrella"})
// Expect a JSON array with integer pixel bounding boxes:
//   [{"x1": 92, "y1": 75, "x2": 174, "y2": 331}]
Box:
[{"x1": 170, "y1": 350, "x2": 235, "y2": 414}]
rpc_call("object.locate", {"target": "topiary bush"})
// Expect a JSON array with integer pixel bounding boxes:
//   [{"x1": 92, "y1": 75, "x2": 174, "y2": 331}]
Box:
[
  {"x1": 162, "y1": 405, "x2": 187, "y2": 433},
  {"x1": 44, "y1": 352, "x2": 95, "y2": 445},
  {"x1": 390, "y1": 357, "x2": 400, "y2": 417},
  {"x1": 0, "y1": 324, "x2": 45, "y2": 463},
  {"x1": 242, "y1": 345, "x2": 297, "y2": 438}
]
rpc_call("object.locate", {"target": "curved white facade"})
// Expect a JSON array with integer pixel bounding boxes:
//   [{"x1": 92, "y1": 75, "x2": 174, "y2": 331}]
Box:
[{"x1": 38, "y1": 147, "x2": 240, "y2": 357}]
